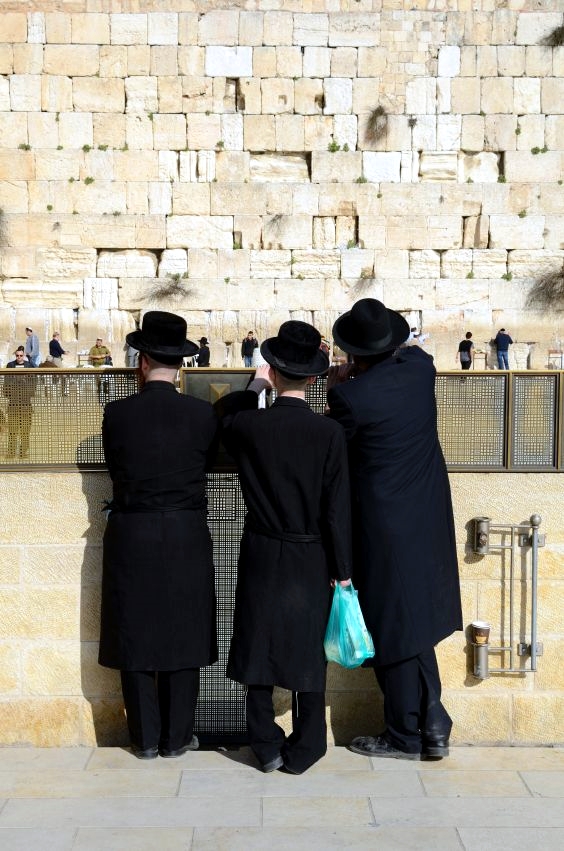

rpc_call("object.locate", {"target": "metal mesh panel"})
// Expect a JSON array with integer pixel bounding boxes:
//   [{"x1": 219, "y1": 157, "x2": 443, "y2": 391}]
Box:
[
  {"x1": 197, "y1": 471, "x2": 247, "y2": 742},
  {"x1": 305, "y1": 375, "x2": 328, "y2": 414},
  {"x1": 511, "y1": 374, "x2": 557, "y2": 468},
  {"x1": 436, "y1": 374, "x2": 507, "y2": 468},
  {"x1": 0, "y1": 370, "x2": 138, "y2": 467}
]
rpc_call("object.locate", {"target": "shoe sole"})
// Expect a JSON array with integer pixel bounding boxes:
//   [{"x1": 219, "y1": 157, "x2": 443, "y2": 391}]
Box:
[
  {"x1": 349, "y1": 743, "x2": 420, "y2": 760},
  {"x1": 422, "y1": 747, "x2": 449, "y2": 759},
  {"x1": 262, "y1": 754, "x2": 284, "y2": 773}
]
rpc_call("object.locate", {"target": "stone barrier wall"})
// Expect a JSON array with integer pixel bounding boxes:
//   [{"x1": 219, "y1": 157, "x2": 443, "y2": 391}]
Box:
[
  {"x1": 0, "y1": 2, "x2": 563, "y2": 369},
  {"x1": 0, "y1": 469, "x2": 562, "y2": 747}
]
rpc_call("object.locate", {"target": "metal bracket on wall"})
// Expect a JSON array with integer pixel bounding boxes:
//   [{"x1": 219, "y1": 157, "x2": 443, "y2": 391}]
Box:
[{"x1": 470, "y1": 514, "x2": 544, "y2": 678}]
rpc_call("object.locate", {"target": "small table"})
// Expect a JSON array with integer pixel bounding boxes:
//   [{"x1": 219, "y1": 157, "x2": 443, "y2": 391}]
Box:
[
  {"x1": 548, "y1": 351, "x2": 563, "y2": 369},
  {"x1": 77, "y1": 353, "x2": 91, "y2": 367}
]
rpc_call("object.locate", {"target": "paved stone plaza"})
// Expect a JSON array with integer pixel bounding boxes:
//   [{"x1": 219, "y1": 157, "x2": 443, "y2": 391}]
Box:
[{"x1": 0, "y1": 745, "x2": 562, "y2": 850}]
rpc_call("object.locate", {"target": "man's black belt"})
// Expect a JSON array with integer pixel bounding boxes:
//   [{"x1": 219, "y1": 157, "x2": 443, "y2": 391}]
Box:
[{"x1": 245, "y1": 520, "x2": 321, "y2": 544}]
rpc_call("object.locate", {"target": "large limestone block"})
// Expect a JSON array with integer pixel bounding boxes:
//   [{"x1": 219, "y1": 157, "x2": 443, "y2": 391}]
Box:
[
  {"x1": 198, "y1": 10, "x2": 239, "y2": 46},
  {"x1": 323, "y1": 78, "x2": 352, "y2": 115},
  {"x1": 186, "y1": 112, "x2": 220, "y2": 149},
  {"x1": 253, "y1": 46, "x2": 276, "y2": 78},
  {"x1": 178, "y1": 45, "x2": 205, "y2": 77},
  {"x1": 516, "y1": 115, "x2": 546, "y2": 152},
  {"x1": 250, "y1": 250, "x2": 291, "y2": 279},
  {"x1": 211, "y1": 184, "x2": 266, "y2": 217},
  {"x1": 382, "y1": 278, "x2": 436, "y2": 311},
  {"x1": 374, "y1": 249, "x2": 409, "y2": 280},
  {"x1": 263, "y1": 12, "x2": 293, "y2": 47},
  {"x1": 0, "y1": 112, "x2": 26, "y2": 148},
  {"x1": 58, "y1": 113, "x2": 93, "y2": 149},
  {"x1": 461, "y1": 115, "x2": 485, "y2": 150},
  {"x1": 489, "y1": 215, "x2": 545, "y2": 250},
  {"x1": 406, "y1": 78, "x2": 437, "y2": 115},
  {"x1": 186, "y1": 249, "x2": 217, "y2": 279},
  {"x1": 239, "y1": 11, "x2": 263, "y2": 47},
  {"x1": 313, "y1": 216, "x2": 336, "y2": 249},
  {"x1": 205, "y1": 46, "x2": 252, "y2": 77},
  {"x1": 516, "y1": 12, "x2": 563, "y2": 45},
  {"x1": 125, "y1": 113, "x2": 153, "y2": 150},
  {"x1": 83, "y1": 278, "x2": 119, "y2": 310},
  {"x1": 0, "y1": 248, "x2": 34, "y2": 279},
  {"x1": 357, "y1": 217, "x2": 386, "y2": 249},
  {"x1": 507, "y1": 250, "x2": 564, "y2": 279},
  {"x1": 262, "y1": 214, "x2": 312, "y2": 250},
  {"x1": 437, "y1": 115, "x2": 461, "y2": 151},
  {"x1": 303, "y1": 46, "x2": 330, "y2": 78},
  {"x1": 505, "y1": 151, "x2": 562, "y2": 183},
  {"x1": 543, "y1": 216, "x2": 564, "y2": 252},
  {"x1": 275, "y1": 114, "x2": 305, "y2": 152},
  {"x1": 472, "y1": 249, "x2": 507, "y2": 278},
  {"x1": 311, "y1": 151, "x2": 362, "y2": 183},
  {"x1": 218, "y1": 248, "x2": 251, "y2": 280},
  {"x1": 293, "y1": 13, "x2": 328, "y2": 47},
  {"x1": 28, "y1": 113, "x2": 59, "y2": 149},
  {"x1": 148, "y1": 182, "x2": 172, "y2": 215},
  {"x1": 0, "y1": 548, "x2": 21, "y2": 585},
  {"x1": 0, "y1": 698, "x2": 80, "y2": 746},
  {"x1": 410, "y1": 250, "x2": 441, "y2": 279},
  {"x1": 514, "y1": 77, "x2": 541, "y2": 115},
  {"x1": 438, "y1": 45, "x2": 460, "y2": 78},
  {"x1": 482, "y1": 77, "x2": 514, "y2": 114},
  {"x1": 221, "y1": 114, "x2": 243, "y2": 151},
  {"x1": 440, "y1": 250, "x2": 473, "y2": 279},
  {"x1": 172, "y1": 182, "x2": 211, "y2": 215},
  {"x1": 110, "y1": 13, "x2": 148, "y2": 45},
  {"x1": 411, "y1": 116, "x2": 437, "y2": 151},
  {"x1": 362, "y1": 152, "x2": 401, "y2": 183},
  {"x1": 153, "y1": 113, "x2": 186, "y2": 151},
  {"x1": 125, "y1": 76, "x2": 158, "y2": 113},
  {"x1": 458, "y1": 152, "x2": 499, "y2": 183},
  {"x1": 340, "y1": 249, "x2": 373, "y2": 280},
  {"x1": 513, "y1": 695, "x2": 564, "y2": 743},
  {"x1": 3, "y1": 279, "x2": 83, "y2": 309},
  {"x1": 97, "y1": 250, "x2": 158, "y2": 279},
  {"x1": 44, "y1": 46, "x2": 99, "y2": 77},
  {"x1": 233, "y1": 215, "x2": 262, "y2": 250},
  {"x1": 244, "y1": 115, "x2": 275, "y2": 151},
  {"x1": 272, "y1": 279, "x2": 326, "y2": 311},
  {"x1": 261, "y1": 78, "x2": 294, "y2": 114},
  {"x1": 94, "y1": 113, "x2": 126, "y2": 150},
  {"x1": 0, "y1": 644, "x2": 19, "y2": 695},
  {"x1": 0, "y1": 588, "x2": 79, "y2": 639},
  {"x1": 73, "y1": 78, "x2": 125, "y2": 114},
  {"x1": 37, "y1": 248, "x2": 97, "y2": 281},
  {"x1": 72, "y1": 181, "x2": 127, "y2": 217},
  {"x1": 9, "y1": 75, "x2": 41, "y2": 112},
  {"x1": 304, "y1": 115, "x2": 334, "y2": 152},
  {"x1": 419, "y1": 152, "x2": 458, "y2": 182},
  {"x1": 329, "y1": 13, "x2": 379, "y2": 47},
  {"x1": 463, "y1": 216, "x2": 490, "y2": 250},
  {"x1": 0, "y1": 180, "x2": 27, "y2": 213},
  {"x1": 250, "y1": 153, "x2": 309, "y2": 183},
  {"x1": 148, "y1": 12, "x2": 178, "y2": 46},
  {"x1": 23, "y1": 644, "x2": 81, "y2": 696},
  {"x1": 114, "y1": 151, "x2": 159, "y2": 181},
  {"x1": 290, "y1": 250, "x2": 340, "y2": 280},
  {"x1": 71, "y1": 13, "x2": 110, "y2": 45},
  {"x1": 436, "y1": 279, "x2": 489, "y2": 311},
  {"x1": 167, "y1": 215, "x2": 233, "y2": 250}
]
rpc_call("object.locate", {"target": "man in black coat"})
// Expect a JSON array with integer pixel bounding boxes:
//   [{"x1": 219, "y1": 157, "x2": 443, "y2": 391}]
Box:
[
  {"x1": 216, "y1": 321, "x2": 352, "y2": 774},
  {"x1": 99, "y1": 311, "x2": 218, "y2": 759},
  {"x1": 327, "y1": 299, "x2": 462, "y2": 761}
]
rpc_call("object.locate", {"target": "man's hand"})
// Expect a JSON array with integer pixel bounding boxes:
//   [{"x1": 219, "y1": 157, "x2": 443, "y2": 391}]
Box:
[
  {"x1": 331, "y1": 578, "x2": 352, "y2": 587},
  {"x1": 254, "y1": 364, "x2": 273, "y2": 387}
]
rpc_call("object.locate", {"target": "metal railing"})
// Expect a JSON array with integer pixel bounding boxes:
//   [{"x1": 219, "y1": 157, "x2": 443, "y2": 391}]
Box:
[{"x1": 0, "y1": 368, "x2": 562, "y2": 471}]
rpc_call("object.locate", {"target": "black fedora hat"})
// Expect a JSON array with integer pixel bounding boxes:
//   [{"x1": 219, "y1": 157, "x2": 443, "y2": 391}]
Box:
[
  {"x1": 198, "y1": 337, "x2": 209, "y2": 345},
  {"x1": 332, "y1": 298, "x2": 409, "y2": 356},
  {"x1": 126, "y1": 311, "x2": 198, "y2": 358},
  {"x1": 261, "y1": 320, "x2": 329, "y2": 377}
]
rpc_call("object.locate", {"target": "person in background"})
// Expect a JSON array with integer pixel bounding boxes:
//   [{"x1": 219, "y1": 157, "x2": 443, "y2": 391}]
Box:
[
  {"x1": 99, "y1": 311, "x2": 218, "y2": 760},
  {"x1": 457, "y1": 332, "x2": 474, "y2": 370},
  {"x1": 241, "y1": 330, "x2": 259, "y2": 367},
  {"x1": 89, "y1": 338, "x2": 111, "y2": 367},
  {"x1": 49, "y1": 332, "x2": 68, "y2": 367},
  {"x1": 197, "y1": 337, "x2": 210, "y2": 367},
  {"x1": 125, "y1": 342, "x2": 139, "y2": 368},
  {"x1": 327, "y1": 298, "x2": 461, "y2": 763},
  {"x1": 4, "y1": 348, "x2": 36, "y2": 458},
  {"x1": 494, "y1": 328, "x2": 513, "y2": 370},
  {"x1": 215, "y1": 321, "x2": 352, "y2": 775},
  {"x1": 25, "y1": 327, "x2": 40, "y2": 367}
]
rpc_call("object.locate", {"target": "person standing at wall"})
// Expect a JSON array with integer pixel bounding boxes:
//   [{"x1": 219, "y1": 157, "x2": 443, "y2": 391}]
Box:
[
  {"x1": 197, "y1": 337, "x2": 210, "y2": 367},
  {"x1": 49, "y1": 332, "x2": 68, "y2": 367},
  {"x1": 24, "y1": 327, "x2": 40, "y2": 367},
  {"x1": 327, "y1": 298, "x2": 461, "y2": 762},
  {"x1": 89, "y1": 337, "x2": 111, "y2": 367},
  {"x1": 456, "y1": 332, "x2": 474, "y2": 370},
  {"x1": 241, "y1": 331, "x2": 259, "y2": 367},
  {"x1": 216, "y1": 321, "x2": 352, "y2": 774},
  {"x1": 494, "y1": 328, "x2": 513, "y2": 370},
  {"x1": 4, "y1": 348, "x2": 36, "y2": 458},
  {"x1": 98, "y1": 311, "x2": 219, "y2": 759}
]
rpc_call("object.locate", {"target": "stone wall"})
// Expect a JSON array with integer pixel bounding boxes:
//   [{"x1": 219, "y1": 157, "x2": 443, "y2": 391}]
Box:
[
  {"x1": 0, "y1": 2, "x2": 564, "y2": 369},
  {"x1": 0, "y1": 469, "x2": 562, "y2": 747}
]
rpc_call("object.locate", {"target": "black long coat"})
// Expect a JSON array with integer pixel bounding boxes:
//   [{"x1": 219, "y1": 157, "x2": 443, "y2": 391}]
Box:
[
  {"x1": 99, "y1": 380, "x2": 218, "y2": 671},
  {"x1": 219, "y1": 394, "x2": 352, "y2": 692},
  {"x1": 328, "y1": 346, "x2": 462, "y2": 667}
]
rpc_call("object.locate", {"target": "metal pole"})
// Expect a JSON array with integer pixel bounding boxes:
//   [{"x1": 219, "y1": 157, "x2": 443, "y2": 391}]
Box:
[{"x1": 530, "y1": 514, "x2": 541, "y2": 671}]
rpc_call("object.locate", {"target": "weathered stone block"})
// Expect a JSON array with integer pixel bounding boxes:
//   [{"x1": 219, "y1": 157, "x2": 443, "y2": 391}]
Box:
[
  {"x1": 263, "y1": 12, "x2": 292, "y2": 47},
  {"x1": 147, "y1": 12, "x2": 178, "y2": 46},
  {"x1": 290, "y1": 250, "x2": 340, "y2": 280},
  {"x1": 97, "y1": 250, "x2": 157, "y2": 279},
  {"x1": 205, "y1": 46, "x2": 252, "y2": 78},
  {"x1": 71, "y1": 13, "x2": 110, "y2": 45},
  {"x1": 250, "y1": 153, "x2": 309, "y2": 183},
  {"x1": 198, "y1": 10, "x2": 239, "y2": 46},
  {"x1": 311, "y1": 151, "x2": 362, "y2": 184},
  {"x1": 262, "y1": 215, "x2": 312, "y2": 251},
  {"x1": 362, "y1": 152, "x2": 401, "y2": 183},
  {"x1": 110, "y1": 13, "x2": 147, "y2": 46},
  {"x1": 221, "y1": 113, "x2": 243, "y2": 151},
  {"x1": 73, "y1": 78, "x2": 125, "y2": 114},
  {"x1": 459, "y1": 152, "x2": 499, "y2": 183},
  {"x1": 186, "y1": 113, "x2": 220, "y2": 150},
  {"x1": 340, "y1": 249, "x2": 373, "y2": 279},
  {"x1": 261, "y1": 78, "x2": 294, "y2": 115},
  {"x1": 461, "y1": 115, "x2": 485, "y2": 151},
  {"x1": 167, "y1": 216, "x2": 233, "y2": 250},
  {"x1": 303, "y1": 46, "x2": 330, "y2": 79},
  {"x1": 218, "y1": 249, "x2": 251, "y2": 280},
  {"x1": 9, "y1": 75, "x2": 41, "y2": 112},
  {"x1": 125, "y1": 76, "x2": 158, "y2": 113},
  {"x1": 210, "y1": 184, "x2": 265, "y2": 217},
  {"x1": 323, "y1": 78, "x2": 352, "y2": 115},
  {"x1": 186, "y1": 249, "x2": 217, "y2": 279},
  {"x1": 153, "y1": 113, "x2": 186, "y2": 151},
  {"x1": 419, "y1": 152, "x2": 458, "y2": 182},
  {"x1": 472, "y1": 249, "x2": 507, "y2": 278},
  {"x1": 406, "y1": 78, "x2": 437, "y2": 115},
  {"x1": 44, "y1": 46, "x2": 99, "y2": 77},
  {"x1": 83, "y1": 278, "x2": 118, "y2": 310},
  {"x1": 0, "y1": 699, "x2": 80, "y2": 747},
  {"x1": 329, "y1": 13, "x2": 379, "y2": 47},
  {"x1": 438, "y1": 115, "x2": 461, "y2": 151},
  {"x1": 249, "y1": 250, "x2": 291, "y2": 279},
  {"x1": 58, "y1": 113, "x2": 93, "y2": 150},
  {"x1": 489, "y1": 215, "x2": 545, "y2": 250},
  {"x1": 438, "y1": 45, "x2": 460, "y2": 78},
  {"x1": 275, "y1": 46, "x2": 302, "y2": 79},
  {"x1": 275, "y1": 114, "x2": 304, "y2": 152},
  {"x1": 239, "y1": 11, "x2": 263, "y2": 47}
]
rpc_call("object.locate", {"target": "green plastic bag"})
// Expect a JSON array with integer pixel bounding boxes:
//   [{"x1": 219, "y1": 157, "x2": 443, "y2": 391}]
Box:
[{"x1": 324, "y1": 583, "x2": 375, "y2": 668}]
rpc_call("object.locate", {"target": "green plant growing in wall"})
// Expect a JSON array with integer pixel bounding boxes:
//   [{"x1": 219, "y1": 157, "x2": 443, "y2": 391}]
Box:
[
  {"x1": 466, "y1": 271, "x2": 475, "y2": 279},
  {"x1": 82, "y1": 144, "x2": 91, "y2": 152},
  {"x1": 84, "y1": 176, "x2": 95, "y2": 184},
  {"x1": 46, "y1": 205, "x2": 53, "y2": 212},
  {"x1": 216, "y1": 140, "x2": 225, "y2": 149},
  {"x1": 342, "y1": 143, "x2": 350, "y2": 152},
  {"x1": 540, "y1": 25, "x2": 564, "y2": 47},
  {"x1": 498, "y1": 175, "x2": 506, "y2": 183},
  {"x1": 501, "y1": 272, "x2": 513, "y2": 281},
  {"x1": 18, "y1": 143, "x2": 31, "y2": 150},
  {"x1": 328, "y1": 139, "x2": 340, "y2": 152},
  {"x1": 98, "y1": 144, "x2": 108, "y2": 151},
  {"x1": 518, "y1": 209, "x2": 527, "y2": 218},
  {"x1": 355, "y1": 175, "x2": 367, "y2": 183},
  {"x1": 346, "y1": 239, "x2": 358, "y2": 249}
]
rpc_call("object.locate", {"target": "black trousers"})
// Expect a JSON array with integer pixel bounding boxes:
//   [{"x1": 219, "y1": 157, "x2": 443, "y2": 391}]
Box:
[
  {"x1": 246, "y1": 685, "x2": 327, "y2": 773},
  {"x1": 120, "y1": 669, "x2": 199, "y2": 751},
  {"x1": 374, "y1": 648, "x2": 452, "y2": 754}
]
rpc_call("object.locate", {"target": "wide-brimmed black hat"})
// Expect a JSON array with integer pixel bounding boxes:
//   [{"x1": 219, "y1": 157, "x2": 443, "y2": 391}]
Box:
[
  {"x1": 332, "y1": 298, "x2": 409, "y2": 356},
  {"x1": 126, "y1": 311, "x2": 198, "y2": 358},
  {"x1": 261, "y1": 321, "x2": 329, "y2": 377},
  {"x1": 198, "y1": 337, "x2": 209, "y2": 345}
]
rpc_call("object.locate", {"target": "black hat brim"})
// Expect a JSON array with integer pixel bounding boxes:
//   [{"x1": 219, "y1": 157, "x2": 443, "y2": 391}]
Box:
[
  {"x1": 260, "y1": 338, "x2": 329, "y2": 377},
  {"x1": 126, "y1": 330, "x2": 198, "y2": 358},
  {"x1": 332, "y1": 308, "x2": 410, "y2": 356}
]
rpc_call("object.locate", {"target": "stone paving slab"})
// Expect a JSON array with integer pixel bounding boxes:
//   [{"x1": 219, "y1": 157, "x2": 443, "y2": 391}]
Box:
[{"x1": 458, "y1": 827, "x2": 564, "y2": 851}]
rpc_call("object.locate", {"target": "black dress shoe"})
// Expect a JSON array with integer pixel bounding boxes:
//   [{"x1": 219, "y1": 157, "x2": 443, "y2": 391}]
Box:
[
  {"x1": 159, "y1": 735, "x2": 199, "y2": 758},
  {"x1": 130, "y1": 744, "x2": 158, "y2": 760},
  {"x1": 349, "y1": 734, "x2": 420, "y2": 760},
  {"x1": 261, "y1": 754, "x2": 284, "y2": 773},
  {"x1": 422, "y1": 737, "x2": 450, "y2": 759}
]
